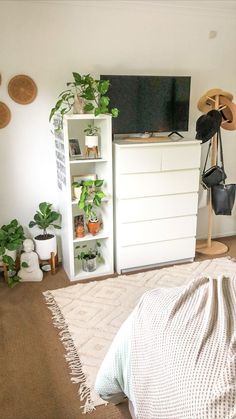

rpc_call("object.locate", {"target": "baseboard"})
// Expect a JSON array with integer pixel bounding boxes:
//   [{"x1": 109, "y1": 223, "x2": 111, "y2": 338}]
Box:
[{"x1": 197, "y1": 231, "x2": 236, "y2": 240}]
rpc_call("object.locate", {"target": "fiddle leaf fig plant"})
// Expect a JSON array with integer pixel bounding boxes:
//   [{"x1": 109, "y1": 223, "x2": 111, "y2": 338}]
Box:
[
  {"x1": 49, "y1": 72, "x2": 119, "y2": 121},
  {"x1": 29, "y1": 202, "x2": 61, "y2": 239}
]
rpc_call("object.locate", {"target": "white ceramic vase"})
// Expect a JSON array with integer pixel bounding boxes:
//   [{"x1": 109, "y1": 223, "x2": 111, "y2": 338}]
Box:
[
  {"x1": 73, "y1": 185, "x2": 82, "y2": 200},
  {"x1": 34, "y1": 235, "x2": 57, "y2": 260},
  {"x1": 85, "y1": 135, "x2": 98, "y2": 148}
]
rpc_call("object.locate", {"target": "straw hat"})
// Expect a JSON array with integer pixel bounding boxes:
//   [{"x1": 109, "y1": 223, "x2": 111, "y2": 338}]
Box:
[
  {"x1": 219, "y1": 96, "x2": 236, "y2": 131},
  {"x1": 196, "y1": 109, "x2": 222, "y2": 143},
  {"x1": 197, "y1": 88, "x2": 233, "y2": 113}
]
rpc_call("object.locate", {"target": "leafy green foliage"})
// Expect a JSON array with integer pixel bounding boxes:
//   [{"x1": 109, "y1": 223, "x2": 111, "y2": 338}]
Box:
[
  {"x1": 29, "y1": 202, "x2": 61, "y2": 239},
  {"x1": 0, "y1": 219, "x2": 25, "y2": 288},
  {"x1": 83, "y1": 124, "x2": 100, "y2": 136},
  {"x1": 78, "y1": 179, "x2": 105, "y2": 221},
  {"x1": 76, "y1": 241, "x2": 103, "y2": 261},
  {"x1": 49, "y1": 72, "x2": 119, "y2": 121}
]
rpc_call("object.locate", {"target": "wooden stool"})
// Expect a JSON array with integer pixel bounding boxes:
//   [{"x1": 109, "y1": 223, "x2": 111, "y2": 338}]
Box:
[
  {"x1": 85, "y1": 146, "x2": 99, "y2": 158},
  {"x1": 39, "y1": 252, "x2": 57, "y2": 275}
]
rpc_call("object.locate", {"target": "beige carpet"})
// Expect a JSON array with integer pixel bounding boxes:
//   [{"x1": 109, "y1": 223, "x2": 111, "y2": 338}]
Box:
[{"x1": 43, "y1": 256, "x2": 236, "y2": 414}]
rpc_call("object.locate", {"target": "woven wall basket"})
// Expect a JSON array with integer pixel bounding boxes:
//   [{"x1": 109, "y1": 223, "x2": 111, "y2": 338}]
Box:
[
  {"x1": 0, "y1": 101, "x2": 11, "y2": 128},
  {"x1": 8, "y1": 74, "x2": 37, "y2": 104}
]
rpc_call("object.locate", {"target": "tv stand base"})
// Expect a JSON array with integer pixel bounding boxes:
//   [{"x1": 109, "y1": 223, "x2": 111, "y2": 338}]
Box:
[{"x1": 168, "y1": 131, "x2": 184, "y2": 138}]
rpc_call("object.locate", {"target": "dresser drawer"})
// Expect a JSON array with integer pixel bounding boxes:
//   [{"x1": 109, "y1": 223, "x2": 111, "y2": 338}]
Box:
[
  {"x1": 120, "y1": 215, "x2": 197, "y2": 246},
  {"x1": 116, "y1": 169, "x2": 200, "y2": 199},
  {"x1": 118, "y1": 193, "x2": 198, "y2": 222},
  {"x1": 119, "y1": 237, "x2": 196, "y2": 271},
  {"x1": 161, "y1": 144, "x2": 201, "y2": 171},
  {"x1": 116, "y1": 145, "x2": 161, "y2": 174}
]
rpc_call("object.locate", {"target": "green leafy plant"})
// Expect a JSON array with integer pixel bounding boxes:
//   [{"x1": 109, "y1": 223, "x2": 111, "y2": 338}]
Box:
[
  {"x1": 0, "y1": 219, "x2": 25, "y2": 288},
  {"x1": 49, "y1": 72, "x2": 119, "y2": 121},
  {"x1": 76, "y1": 241, "x2": 103, "y2": 261},
  {"x1": 29, "y1": 202, "x2": 61, "y2": 239},
  {"x1": 78, "y1": 179, "x2": 105, "y2": 222},
  {"x1": 84, "y1": 124, "x2": 100, "y2": 136}
]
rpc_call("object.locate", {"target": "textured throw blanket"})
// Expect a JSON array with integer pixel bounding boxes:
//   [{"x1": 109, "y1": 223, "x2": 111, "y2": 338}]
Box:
[{"x1": 131, "y1": 275, "x2": 236, "y2": 418}]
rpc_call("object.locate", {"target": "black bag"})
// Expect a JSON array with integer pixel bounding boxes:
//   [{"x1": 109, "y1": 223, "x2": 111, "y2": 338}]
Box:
[
  {"x1": 212, "y1": 184, "x2": 236, "y2": 215},
  {"x1": 201, "y1": 129, "x2": 227, "y2": 189}
]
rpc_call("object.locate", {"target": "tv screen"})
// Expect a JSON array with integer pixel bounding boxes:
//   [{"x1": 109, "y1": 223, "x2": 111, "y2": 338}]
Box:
[{"x1": 100, "y1": 75, "x2": 191, "y2": 135}]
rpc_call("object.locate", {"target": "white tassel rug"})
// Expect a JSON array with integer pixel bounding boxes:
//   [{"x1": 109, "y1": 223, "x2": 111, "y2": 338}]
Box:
[{"x1": 43, "y1": 257, "x2": 236, "y2": 414}]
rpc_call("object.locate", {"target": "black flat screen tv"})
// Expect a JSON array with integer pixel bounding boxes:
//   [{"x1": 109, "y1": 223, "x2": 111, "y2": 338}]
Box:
[{"x1": 100, "y1": 75, "x2": 191, "y2": 135}]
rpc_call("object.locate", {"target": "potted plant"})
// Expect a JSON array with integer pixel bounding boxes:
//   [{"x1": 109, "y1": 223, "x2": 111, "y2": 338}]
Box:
[
  {"x1": 0, "y1": 219, "x2": 25, "y2": 288},
  {"x1": 71, "y1": 179, "x2": 84, "y2": 201},
  {"x1": 76, "y1": 241, "x2": 103, "y2": 272},
  {"x1": 29, "y1": 202, "x2": 61, "y2": 260},
  {"x1": 49, "y1": 72, "x2": 119, "y2": 122},
  {"x1": 84, "y1": 124, "x2": 100, "y2": 149},
  {"x1": 78, "y1": 179, "x2": 105, "y2": 235}
]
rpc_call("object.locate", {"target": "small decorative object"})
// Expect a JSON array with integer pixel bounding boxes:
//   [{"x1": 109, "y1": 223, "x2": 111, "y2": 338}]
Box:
[
  {"x1": 0, "y1": 101, "x2": 11, "y2": 128},
  {"x1": 29, "y1": 202, "x2": 61, "y2": 260},
  {"x1": 74, "y1": 214, "x2": 85, "y2": 238},
  {"x1": 76, "y1": 241, "x2": 103, "y2": 272},
  {"x1": 72, "y1": 173, "x2": 96, "y2": 201},
  {"x1": 84, "y1": 124, "x2": 100, "y2": 158},
  {"x1": 18, "y1": 239, "x2": 43, "y2": 282},
  {"x1": 49, "y1": 72, "x2": 119, "y2": 122},
  {"x1": 0, "y1": 219, "x2": 25, "y2": 287},
  {"x1": 69, "y1": 139, "x2": 82, "y2": 158},
  {"x1": 78, "y1": 179, "x2": 105, "y2": 236},
  {"x1": 8, "y1": 74, "x2": 37, "y2": 104}
]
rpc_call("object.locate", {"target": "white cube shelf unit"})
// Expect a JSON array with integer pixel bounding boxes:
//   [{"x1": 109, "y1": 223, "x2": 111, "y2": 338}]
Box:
[
  {"x1": 113, "y1": 139, "x2": 201, "y2": 274},
  {"x1": 54, "y1": 114, "x2": 114, "y2": 281}
]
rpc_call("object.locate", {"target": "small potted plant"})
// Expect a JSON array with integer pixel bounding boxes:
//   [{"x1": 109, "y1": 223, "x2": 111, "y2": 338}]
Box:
[
  {"x1": 78, "y1": 179, "x2": 105, "y2": 235},
  {"x1": 76, "y1": 241, "x2": 103, "y2": 272},
  {"x1": 0, "y1": 219, "x2": 25, "y2": 288},
  {"x1": 29, "y1": 202, "x2": 61, "y2": 260},
  {"x1": 49, "y1": 72, "x2": 119, "y2": 122},
  {"x1": 84, "y1": 124, "x2": 100, "y2": 149}
]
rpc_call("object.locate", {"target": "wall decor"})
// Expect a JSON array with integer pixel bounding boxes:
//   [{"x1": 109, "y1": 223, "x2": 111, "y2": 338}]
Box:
[
  {"x1": 8, "y1": 74, "x2": 37, "y2": 104},
  {"x1": 0, "y1": 101, "x2": 11, "y2": 128}
]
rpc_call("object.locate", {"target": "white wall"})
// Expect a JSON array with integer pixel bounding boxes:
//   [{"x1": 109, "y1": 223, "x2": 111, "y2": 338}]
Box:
[{"x1": 0, "y1": 0, "x2": 236, "y2": 239}]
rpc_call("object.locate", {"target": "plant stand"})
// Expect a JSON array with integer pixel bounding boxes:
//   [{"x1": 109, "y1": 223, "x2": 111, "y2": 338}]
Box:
[
  {"x1": 85, "y1": 145, "x2": 99, "y2": 158},
  {"x1": 196, "y1": 93, "x2": 229, "y2": 256},
  {"x1": 39, "y1": 252, "x2": 57, "y2": 275},
  {"x1": 0, "y1": 263, "x2": 9, "y2": 283}
]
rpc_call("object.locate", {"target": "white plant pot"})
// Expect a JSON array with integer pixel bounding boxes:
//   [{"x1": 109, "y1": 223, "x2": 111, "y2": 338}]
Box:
[
  {"x1": 0, "y1": 249, "x2": 17, "y2": 266},
  {"x1": 85, "y1": 135, "x2": 98, "y2": 148},
  {"x1": 73, "y1": 186, "x2": 82, "y2": 200},
  {"x1": 34, "y1": 235, "x2": 57, "y2": 260}
]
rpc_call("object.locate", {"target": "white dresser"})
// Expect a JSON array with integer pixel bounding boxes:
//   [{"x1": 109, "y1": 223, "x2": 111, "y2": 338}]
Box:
[{"x1": 113, "y1": 139, "x2": 201, "y2": 274}]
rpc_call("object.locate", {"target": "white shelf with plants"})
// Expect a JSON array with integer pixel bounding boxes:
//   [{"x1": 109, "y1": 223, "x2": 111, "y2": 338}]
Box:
[{"x1": 54, "y1": 113, "x2": 114, "y2": 281}]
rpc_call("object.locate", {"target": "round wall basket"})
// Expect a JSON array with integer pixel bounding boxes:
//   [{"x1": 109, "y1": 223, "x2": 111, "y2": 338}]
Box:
[
  {"x1": 8, "y1": 74, "x2": 37, "y2": 105},
  {"x1": 0, "y1": 101, "x2": 11, "y2": 128}
]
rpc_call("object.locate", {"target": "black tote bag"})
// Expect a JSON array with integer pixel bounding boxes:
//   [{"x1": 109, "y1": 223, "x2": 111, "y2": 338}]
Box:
[
  {"x1": 201, "y1": 129, "x2": 227, "y2": 189},
  {"x1": 212, "y1": 184, "x2": 236, "y2": 215}
]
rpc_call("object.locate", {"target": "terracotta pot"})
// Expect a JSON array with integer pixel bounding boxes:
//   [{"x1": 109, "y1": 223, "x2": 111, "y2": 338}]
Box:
[{"x1": 87, "y1": 220, "x2": 101, "y2": 236}]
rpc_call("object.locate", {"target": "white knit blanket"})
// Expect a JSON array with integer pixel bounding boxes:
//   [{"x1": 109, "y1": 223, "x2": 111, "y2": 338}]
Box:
[
  {"x1": 131, "y1": 274, "x2": 236, "y2": 418},
  {"x1": 43, "y1": 257, "x2": 236, "y2": 414}
]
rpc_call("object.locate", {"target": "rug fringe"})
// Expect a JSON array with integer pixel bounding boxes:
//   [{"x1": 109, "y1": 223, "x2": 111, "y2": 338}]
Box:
[{"x1": 43, "y1": 291, "x2": 96, "y2": 414}]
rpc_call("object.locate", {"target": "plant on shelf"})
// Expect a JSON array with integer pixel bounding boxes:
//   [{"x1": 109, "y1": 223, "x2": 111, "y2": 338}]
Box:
[
  {"x1": 83, "y1": 124, "x2": 100, "y2": 136},
  {"x1": 76, "y1": 241, "x2": 103, "y2": 272},
  {"x1": 78, "y1": 179, "x2": 105, "y2": 235},
  {"x1": 29, "y1": 202, "x2": 61, "y2": 261},
  {"x1": 49, "y1": 72, "x2": 119, "y2": 122},
  {"x1": 0, "y1": 219, "x2": 25, "y2": 288}
]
